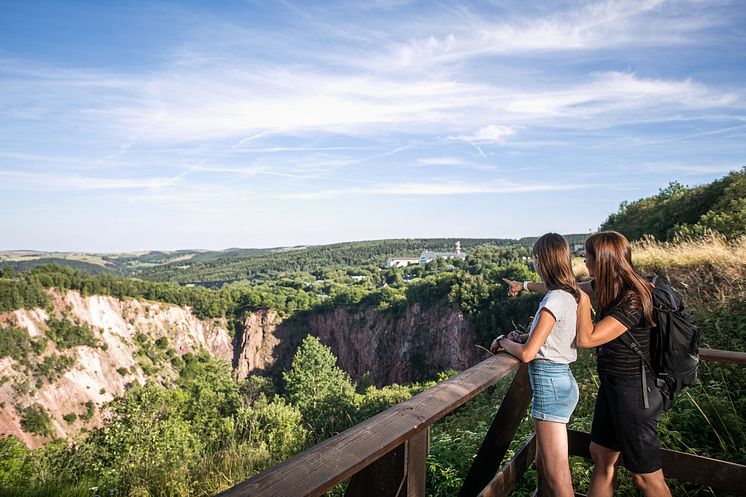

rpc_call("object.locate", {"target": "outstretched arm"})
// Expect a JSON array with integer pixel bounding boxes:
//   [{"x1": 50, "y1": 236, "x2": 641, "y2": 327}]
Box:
[
  {"x1": 502, "y1": 278, "x2": 547, "y2": 296},
  {"x1": 503, "y1": 278, "x2": 594, "y2": 297},
  {"x1": 496, "y1": 308, "x2": 556, "y2": 363}
]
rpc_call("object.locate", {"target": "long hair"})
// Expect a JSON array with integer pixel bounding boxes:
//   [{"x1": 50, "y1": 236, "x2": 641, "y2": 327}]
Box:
[
  {"x1": 584, "y1": 231, "x2": 654, "y2": 326},
  {"x1": 532, "y1": 233, "x2": 581, "y2": 302}
]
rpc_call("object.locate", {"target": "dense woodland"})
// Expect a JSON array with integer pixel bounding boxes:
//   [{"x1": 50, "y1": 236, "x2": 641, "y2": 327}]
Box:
[{"x1": 0, "y1": 170, "x2": 745, "y2": 496}]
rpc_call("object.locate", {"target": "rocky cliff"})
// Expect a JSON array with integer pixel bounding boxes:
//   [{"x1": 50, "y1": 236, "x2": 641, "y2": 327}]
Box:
[{"x1": 1, "y1": 291, "x2": 481, "y2": 447}]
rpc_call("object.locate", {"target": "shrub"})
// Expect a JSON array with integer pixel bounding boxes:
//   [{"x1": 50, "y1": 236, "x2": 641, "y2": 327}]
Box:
[{"x1": 20, "y1": 404, "x2": 53, "y2": 437}]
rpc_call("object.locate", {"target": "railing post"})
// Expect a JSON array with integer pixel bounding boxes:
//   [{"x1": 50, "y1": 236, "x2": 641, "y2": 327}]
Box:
[
  {"x1": 459, "y1": 364, "x2": 532, "y2": 497},
  {"x1": 345, "y1": 428, "x2": 430, "y2": 497},
  {"x1": 406, "y1": 428, "x2": 430, "y2": 496}
]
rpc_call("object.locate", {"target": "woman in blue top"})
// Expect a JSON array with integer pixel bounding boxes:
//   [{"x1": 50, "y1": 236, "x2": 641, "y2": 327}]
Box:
[{"x1": 491, "y1": 233, "x2": 581, "y2": 497}]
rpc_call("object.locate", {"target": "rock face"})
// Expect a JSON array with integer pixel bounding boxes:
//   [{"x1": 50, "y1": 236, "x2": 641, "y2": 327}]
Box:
[
  {"x1": 1, "y1": 291, "x2": 481, "y2": 448},
  {"x1": 0, "y1": 290, "x2": 233, "y2": 448},
  {"x1": 306, "y1": 303, "x2": 479, "y2": 385}
]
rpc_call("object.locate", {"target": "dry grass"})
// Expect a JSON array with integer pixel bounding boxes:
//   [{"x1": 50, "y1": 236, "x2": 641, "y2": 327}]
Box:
[{"x1": 632, "y1": 234, "x2": 746, "y2": 306}]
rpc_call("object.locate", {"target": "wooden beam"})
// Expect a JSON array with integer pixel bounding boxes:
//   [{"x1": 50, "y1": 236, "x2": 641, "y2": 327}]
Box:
[
  {"x1": 700, "y1": 348, "x2": 746, "y2": 365},
  {"x1": 217, "y1": 354, "x2": 521, "y2": 497},
  {"x1": 460, "y1": 364, "x2": 532, "y2": 497},
  {"x1": 405, "y1": 428, "x2": 429, "y2": 497},
  {"x1": 476, "y1": 433, "x2": 536, "y2": 497},
  {"x1": 345, "y1": 443, "x2": 406, "y2": 497},
  {"x1": 567, "y1": 430, "x2": 746, "y2": 494}
]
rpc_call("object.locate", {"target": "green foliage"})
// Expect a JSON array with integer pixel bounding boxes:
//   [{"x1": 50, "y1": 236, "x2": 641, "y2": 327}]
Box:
[
  {"x1": 34, "y1": 354, "x2": 75, "y2": 383},
  {"x1": 601, "y1": 168, "x2": 746, "y2": 241},
  {"x1": 19, "y1": 404, "x2": 53, "y2": 437},
  {"x1": 0, "y1": 436, "x2": 31, "y2": 488},
  {"x1": 0, "y1": 278, "x2": 49, "y2": 312},
  {"x1": 0, "y1": 325, "x2": 34, "y2": 366},
  {"x1": 45, "y1": 316, "x2": 98, "y2": 349},
  {"x1": 283, "y1": 336, "x2": 357, "y2": 442},
  {"x1": 76, "y1": 383, "x2": 200, "y2": 495}
]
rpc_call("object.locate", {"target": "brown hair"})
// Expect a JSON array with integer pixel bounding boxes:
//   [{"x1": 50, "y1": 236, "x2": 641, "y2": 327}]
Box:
[
  {"x1": 532, "y1": 233, "x2": 581, "y2": 302},
  {"x1": 584, "y1": 231, "x2": 654, "y2": 326}
]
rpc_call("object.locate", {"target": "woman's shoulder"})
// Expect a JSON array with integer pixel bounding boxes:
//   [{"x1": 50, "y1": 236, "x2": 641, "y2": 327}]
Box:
[{"x1": 543, "y1": 289, "x2": 578, "y2": 309}]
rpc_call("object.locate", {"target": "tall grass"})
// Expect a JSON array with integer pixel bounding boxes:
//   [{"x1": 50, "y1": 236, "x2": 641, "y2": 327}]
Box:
[{"x1": 632, "y1": 233, "x2": 746, "y2": 306}]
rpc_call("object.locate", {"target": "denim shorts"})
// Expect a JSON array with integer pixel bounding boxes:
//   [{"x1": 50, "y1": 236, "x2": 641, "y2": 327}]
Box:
[{"x1": 528, "y1": 360, "x2": 579, "y2": 424}]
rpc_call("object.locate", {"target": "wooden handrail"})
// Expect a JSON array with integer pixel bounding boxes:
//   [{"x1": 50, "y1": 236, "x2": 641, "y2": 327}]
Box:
[
  {"x1": 218, "y1": 347, "x2": 746, "y2": 497},
  {"x1": 217, "y1": 353, "x2": 522, "y2": 497},
  {"x1": 699, "y1": 347, "x2": 746, "y2": 364}
]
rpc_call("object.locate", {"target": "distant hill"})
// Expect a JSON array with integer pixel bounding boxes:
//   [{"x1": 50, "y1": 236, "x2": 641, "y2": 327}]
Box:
[
  {"x1": 1, "y1": 235, "x2": 588, "y2": 285},
  {"x1": 601, "y1": 167, "x2": 745, "y2": 241}
]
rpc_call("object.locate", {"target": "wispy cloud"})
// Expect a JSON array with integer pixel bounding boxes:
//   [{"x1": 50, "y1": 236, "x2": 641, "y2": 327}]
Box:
[
  {"x1": 385, "y1": 0, "x2": 727, "y2": 68},
  {"x1": 0, "y1": 170, "x2": 180, "y2": 191},
  {"x1": 280, "y1": 179, "x2": 591, "y2": 199}
]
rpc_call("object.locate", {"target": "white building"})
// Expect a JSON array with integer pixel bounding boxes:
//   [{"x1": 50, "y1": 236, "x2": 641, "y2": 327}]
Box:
[
  {"x1": 572, "y1": 244, "x2": 586, "y2": 256},
  {"x1": 419, "y1": 241, "x2": 467, "y2": 265},
  {"x1": 386, "y1": 257, "x2": 420, "y2": 268}
]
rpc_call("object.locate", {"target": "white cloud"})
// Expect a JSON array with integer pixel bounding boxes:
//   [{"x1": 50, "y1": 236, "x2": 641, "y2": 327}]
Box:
[
  {"x1": 416, "y1": 157, "x2": 468, "y2": 166},
  {"x1": 384, "y1": 0, "x2": 725, "y2": 68},
  {"x1": 0, "y1": 170, "x2": 180, "y2": 191},
  {"x1": 449, "y1": 125, "x2": 516, "y2": 144},
  {"x1": 281, "y1": 179, "x2": 590, "y2": 199}
]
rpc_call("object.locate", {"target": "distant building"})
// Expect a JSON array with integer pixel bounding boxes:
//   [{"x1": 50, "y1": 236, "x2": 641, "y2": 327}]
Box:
[
  {"x1": 386, "y1": 257, "x2": 420, "y2": 268},
  {"x1": 419, "y1": 241, "x2": 467, "y2": 265},
  {"x1": 572, "y1": 244, "x2": 586, "y2": 256}
]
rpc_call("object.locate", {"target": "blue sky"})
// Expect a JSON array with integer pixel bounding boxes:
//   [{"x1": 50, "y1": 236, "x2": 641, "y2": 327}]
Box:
[{"x1": 1, "y1": 0, "x2": 745, "y2": 252}]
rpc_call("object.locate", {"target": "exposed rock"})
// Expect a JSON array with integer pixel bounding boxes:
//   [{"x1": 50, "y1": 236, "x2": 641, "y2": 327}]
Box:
[
  {"x1": 1, "y1": 291, "x2": 481, "y2": 448},
  {"x1": 306, "y1": 302, "x2": 479, "y2": 385},
  {"x1": 0, "y1": 290, "x2": 233, "y2": 448}
]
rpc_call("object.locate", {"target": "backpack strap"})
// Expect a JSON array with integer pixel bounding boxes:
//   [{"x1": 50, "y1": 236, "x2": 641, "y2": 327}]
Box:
[{"x1": 619, "y1": 332, "x2": 654, "y2": 409}]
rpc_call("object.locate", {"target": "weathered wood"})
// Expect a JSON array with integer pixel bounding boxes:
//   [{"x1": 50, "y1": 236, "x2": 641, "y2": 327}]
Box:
[
  {"x1": 476, "y1": 433, "x2": 536, "y2": 497},
  {"x1": 567, "y1": 430, "x2": 746, "y2": 494},
  {"x1": 344, "y1": 428, "x2": 430, "y2": 497},
  {"x1": 217, "y1": 354, "x2": 520, "y2": 497},
  {"x1": 405, "y1": 428, "x2": 429, "y2": 497},
  {"x1": 700, "y1": 348, "x2": 746, "y2": 365},
  {"x1": 345, "y1": 443, "x2": 406, "y2": 497},
  {"x1": 566, "y1": 430, "x2": 591, "y2": 459},
  {"x1": 459, "y1": 364, "x2": 532, "y2": 497}
]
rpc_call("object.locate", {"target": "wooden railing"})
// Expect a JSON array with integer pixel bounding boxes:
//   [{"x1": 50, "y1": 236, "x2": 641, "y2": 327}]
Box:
[{"x1": 217, "y1": 348, "x2": 746, "y2": 497}]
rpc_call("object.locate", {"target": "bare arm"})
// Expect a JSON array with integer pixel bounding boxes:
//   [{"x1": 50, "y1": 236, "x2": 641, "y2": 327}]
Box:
[
  {"x1": 503, "y1": 277, "x2": 595, "y2": 296},
  {"x1": 495, "y1": 309, "x2": 556, "y2": 363},
  {"x1": 576, "y1": 291, "x2": 628, "y2": 348},
  {"x1": 502, "y1": 278, "x2": 547, "y2": 296}
]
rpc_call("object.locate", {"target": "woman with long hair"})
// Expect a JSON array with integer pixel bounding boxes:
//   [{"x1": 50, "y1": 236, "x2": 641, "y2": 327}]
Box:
[
  {"x1": 490, "y1": 233, "x2": 580, "y2": 497},
  {"x1": 504, "y1": 231, "x2": 671, "y2": 497},
  {"x1": 575, "y1": 231, "x2": 671, "y2": 497}
]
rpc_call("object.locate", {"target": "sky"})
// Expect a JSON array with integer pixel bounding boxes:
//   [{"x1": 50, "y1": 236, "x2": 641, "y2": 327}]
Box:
[{"x1": 1, "y1": 0, "x2": 745, "y2": 252}]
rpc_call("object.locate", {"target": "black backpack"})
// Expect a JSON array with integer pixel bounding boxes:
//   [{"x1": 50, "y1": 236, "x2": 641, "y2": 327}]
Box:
[{"x1": 620, "y1": 274, "x2": 701, "y2": 410}]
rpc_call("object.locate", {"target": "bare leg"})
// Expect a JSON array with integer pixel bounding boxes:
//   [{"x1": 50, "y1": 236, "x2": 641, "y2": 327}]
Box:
[
  {"x1": 632, "y1": 469, "x2": 672, "y2": 497},
  {"x1": 587, "y1": 442, "x2": 620, "y2": 497},
  {"x1": 534, "y1": 420, "x2": 574, "y2": 497}
]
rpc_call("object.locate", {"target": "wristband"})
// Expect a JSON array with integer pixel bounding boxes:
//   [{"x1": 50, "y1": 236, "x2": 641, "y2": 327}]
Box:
[{"x1": 523, "y1": 281, "x2": 529, "y2": 292}]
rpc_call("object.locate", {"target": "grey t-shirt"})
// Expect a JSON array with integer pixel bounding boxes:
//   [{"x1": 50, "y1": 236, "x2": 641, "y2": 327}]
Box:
[{"x1": 528, "y1": 289, "x2": 578, "y2": 364}]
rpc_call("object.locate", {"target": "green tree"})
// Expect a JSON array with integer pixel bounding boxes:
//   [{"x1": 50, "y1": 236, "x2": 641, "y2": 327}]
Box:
[{"x1": 283, "y1": 335, "x2": 356, "y2": 442}]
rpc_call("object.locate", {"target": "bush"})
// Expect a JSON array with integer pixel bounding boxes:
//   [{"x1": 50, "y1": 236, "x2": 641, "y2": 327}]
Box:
[
  {"x1": 20, "y1": 404, "x2": 53, "y2": 437},
  {"x1": 45, "y1": 316, "x2": 98, "y2": 349}
]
